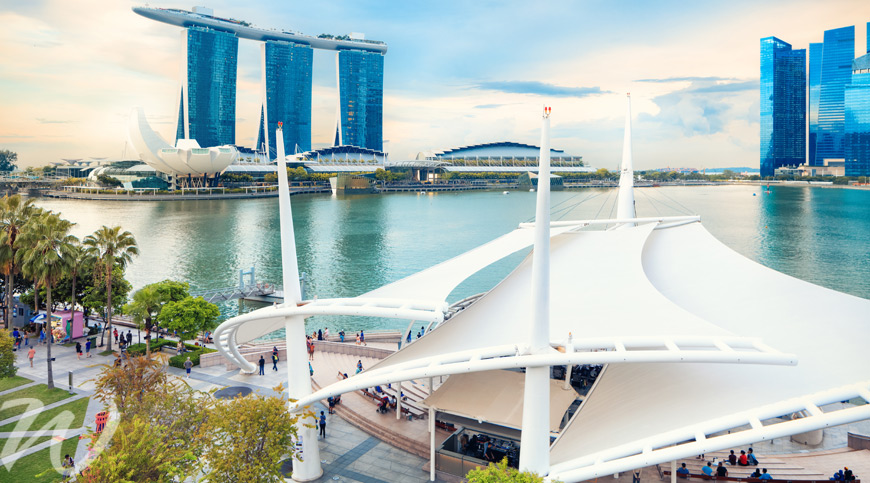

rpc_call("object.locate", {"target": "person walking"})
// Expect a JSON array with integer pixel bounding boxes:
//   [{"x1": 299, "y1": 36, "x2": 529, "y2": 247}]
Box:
[
  {"x1": 39, "y1": 328, "x2": 45, "y2": 345},
  {"x1": 360, "y1": 330, "x2": 366, "y2": 346},
  {"x1": 319, "y1": 411, "x2": 326, "y2": 439},
  {"x1": 85, "y1": 339, "x2": 91, "y2": 358},
  {"x1": 184, "y1": 357, "x2": 193, "y2": 378},
  {"x1": 113, "y1": 328, "x2": 118, "y2": 344},
  {"x1": 307, "y1": 340, "x2": 315, "y2": 360},
  {"x1": 27, "y1": 346, "x2": 35, "y2": 367},
  {"x1": 75, "y1": 341, "x2": 82, "y2": 360},
  {"x1": 258, "y1": 355, "x2": 265, "y2": 376},
  {"x1": 126, "y1": 330, "x2": 133, "y2": 347},
  {"x1": 272, "y1": 352, "x2": 279, "y2": 371}
]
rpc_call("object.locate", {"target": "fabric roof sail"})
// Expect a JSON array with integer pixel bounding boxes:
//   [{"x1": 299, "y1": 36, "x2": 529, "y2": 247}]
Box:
[{"x1": 423, "y1": 370, "x2": 577, "y2": 433}]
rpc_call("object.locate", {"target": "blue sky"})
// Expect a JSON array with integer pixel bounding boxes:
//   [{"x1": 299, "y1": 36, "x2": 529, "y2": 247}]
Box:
[{"x1": 1, "y1": 0, "x2": 868, "y2": 169}]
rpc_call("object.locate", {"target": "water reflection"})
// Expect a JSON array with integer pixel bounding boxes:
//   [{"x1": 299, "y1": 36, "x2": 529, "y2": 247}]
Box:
[{"x1": 34, "y1": 185, "x2": 870, "y2": 334}]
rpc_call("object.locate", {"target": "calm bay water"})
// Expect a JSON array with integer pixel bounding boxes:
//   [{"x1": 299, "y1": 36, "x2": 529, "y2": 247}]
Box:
[{"x1": 34, "y1": 184, "x2": 870, "y2": 334}]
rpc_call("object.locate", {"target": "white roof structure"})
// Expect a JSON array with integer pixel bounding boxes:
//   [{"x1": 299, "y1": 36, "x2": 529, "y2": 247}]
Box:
[
  {"x1": 213, "y1": 99, "x2": 870, "y2": 482},
  {"x1": 128, "y1": 107, "x2": 238, "y2": 176}
]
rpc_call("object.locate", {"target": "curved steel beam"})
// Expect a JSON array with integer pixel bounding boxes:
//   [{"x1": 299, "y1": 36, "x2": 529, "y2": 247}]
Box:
[
  {"x1": 289, "y1": 340, "x2": 797, "y2": 411},
  {"x1": 547, "y1": 381, "x2": 870, "y2": 483}
]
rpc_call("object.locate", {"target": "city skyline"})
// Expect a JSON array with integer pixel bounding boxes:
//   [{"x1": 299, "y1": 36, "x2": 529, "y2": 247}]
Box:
[{"x1": 1, "y1": 0, "x2": 869, "y2": 169}]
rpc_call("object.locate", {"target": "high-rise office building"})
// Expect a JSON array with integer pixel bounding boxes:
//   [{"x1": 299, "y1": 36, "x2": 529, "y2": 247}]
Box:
[
  {"x1": 816, "y1": 26, "x2": 855, "y2": 164},
  {"x1": 336, "y1": 49, "x2": 384, "y2": 151},
  {"x1": 257, "y1": 41, "x2": 313, "y2": 157},
  {"x1": 808, "y1": 43, "x2": 823, "y2": 166},
  {"x1": 845, "y1": 54, "x2": 870, "y2": 176},
  {"x1": 176, "y1": 26, "x2": 238, "y2": 148},
  {"x1": 760, "y1": 37, "x2": 806, "y2": 177}
]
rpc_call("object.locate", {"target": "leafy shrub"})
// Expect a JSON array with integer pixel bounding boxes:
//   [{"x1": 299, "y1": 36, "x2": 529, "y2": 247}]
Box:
[{"x1": 0, "y1": 330, "x2": 17, "y2": 378}]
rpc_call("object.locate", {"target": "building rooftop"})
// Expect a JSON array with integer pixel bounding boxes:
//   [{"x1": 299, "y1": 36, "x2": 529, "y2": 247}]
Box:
[{"x1": 133, "y1": 6, "x2": 387, "y2": 53}]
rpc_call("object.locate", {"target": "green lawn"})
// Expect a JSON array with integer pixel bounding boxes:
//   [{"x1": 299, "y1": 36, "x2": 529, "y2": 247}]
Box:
[
  {"x1": 0, "y1": 435, "x2": 78, "y2": 482},
  {"x1": 0, "y1": 385, "x2": 74, "y2": 421},
  {"x1": 97, "y1": 350, "x2": 114, "y2": 357},
  {"x1": 1, "y1": 436, "x2": 53, "y2": 454},
  {"x1": 0, "y1": 397, "x2": 89, "y2": 433},
  {"x1": 0, "y1": 375, "x2": 32, "y2": 392}
]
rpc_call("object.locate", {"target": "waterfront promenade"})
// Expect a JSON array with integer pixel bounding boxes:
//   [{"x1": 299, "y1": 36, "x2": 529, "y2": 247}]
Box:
[{"x1": 5, "y1": 325, "x2": 870, "y2": 482}]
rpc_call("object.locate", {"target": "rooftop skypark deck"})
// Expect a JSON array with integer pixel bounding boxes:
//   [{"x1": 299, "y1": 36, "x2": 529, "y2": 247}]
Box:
[{"x1": 133, "y1": 6, "x2": 388, "y2": 53}]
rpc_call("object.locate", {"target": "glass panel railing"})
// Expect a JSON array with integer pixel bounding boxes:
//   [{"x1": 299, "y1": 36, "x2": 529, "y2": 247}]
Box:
[{"x1": 191, "y1": 148, "x2": 209, "y2": 154}]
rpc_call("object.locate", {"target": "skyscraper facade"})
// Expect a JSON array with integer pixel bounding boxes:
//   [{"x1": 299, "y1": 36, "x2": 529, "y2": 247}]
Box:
[
  {"x1": 177, "y1": 26, "x2": 238, "y2": 148},
  {"x1": 257, "y1": 41, "x2": 313, "y2": 157},
  {"x1": 760, "y1": 37, "x2": 806, "y2": 177},
  {"x1": 845, "y1": 54, "x2": 870, "y2": 176},
  {"x1": 808, "y1": 43, "x2": 823, "y2": 166},
  {"x1": 816, "y1": 26, "x2": 855, "y2": 164},
  {"x1": 336, "y1": 49, "x2": 384, "y2": 151}
]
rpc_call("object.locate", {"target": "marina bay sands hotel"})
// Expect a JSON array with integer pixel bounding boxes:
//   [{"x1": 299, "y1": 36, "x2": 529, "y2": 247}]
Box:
[{"x1": 133, "y1": 6, "x2": 386, "y2": 158}]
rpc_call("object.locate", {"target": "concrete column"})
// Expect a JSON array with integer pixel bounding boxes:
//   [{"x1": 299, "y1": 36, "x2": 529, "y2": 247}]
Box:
[
  {"x1": 429, "y1": 406, "x2": 436, "y2": 481},
  {"x1": 396, "y1": 380, "x2": 403, "y2": 420},
  {"x1": 670, "y1": 460, "x2": 676, "y2": 483}
]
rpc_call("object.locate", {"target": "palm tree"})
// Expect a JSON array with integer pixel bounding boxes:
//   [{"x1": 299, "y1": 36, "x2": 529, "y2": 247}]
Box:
[
  {"x1": 17, "y1": 212, "x2": 78, "y2": 389},
  {"x1": 65, "y1": 242, "x2": 85, "y2": 330},
  {"x1": 83, "y1": 226, "x2": 138, "y2": 352},
  {"x1": 123, "y1": 285, "x2": 162, "y2": 356},
  {"x1": 0, "y1": 195, "x2": 37, "y2": 329}
]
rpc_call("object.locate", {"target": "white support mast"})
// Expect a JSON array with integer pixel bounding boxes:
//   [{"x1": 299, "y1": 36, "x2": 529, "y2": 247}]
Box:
[
  {"x1": 519, "y1": 106, "x2": 553, "y2": 475},
  {"x1": 616, "y1": 93, "x2": 636, "y2": 226},
  {"x1": 276, "y1": 122, "x2": 323, "y2": 481}
]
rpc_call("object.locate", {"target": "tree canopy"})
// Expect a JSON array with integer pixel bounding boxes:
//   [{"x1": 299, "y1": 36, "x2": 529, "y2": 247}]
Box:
[
  {"x1": 0, "y1": 150, "x2": 17, "y2": 172},
  {"x1": 466, "y1": 458, "x2": 550, "y2": 483},
  {"x1": 157, "y1": 296, "x2": 220, "y2": 343}
]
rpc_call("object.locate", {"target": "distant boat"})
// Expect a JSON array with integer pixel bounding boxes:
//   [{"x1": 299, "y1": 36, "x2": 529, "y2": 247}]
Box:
[{"x1": 503, "y1": 191, "x2": 509, "y2": 195}]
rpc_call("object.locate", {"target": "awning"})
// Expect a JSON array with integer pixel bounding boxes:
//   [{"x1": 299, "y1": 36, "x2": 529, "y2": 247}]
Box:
[{"x1": 423, "y1": 370, "x2": 578, "y2": 433}]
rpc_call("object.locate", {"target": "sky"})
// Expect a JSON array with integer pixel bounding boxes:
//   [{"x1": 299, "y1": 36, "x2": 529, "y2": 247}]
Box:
[{"x1": 1, "y1": 0, "x2": 869, "y2": 170}]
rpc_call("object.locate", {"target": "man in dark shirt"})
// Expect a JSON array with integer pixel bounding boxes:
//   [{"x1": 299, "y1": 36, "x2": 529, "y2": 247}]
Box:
[
  {"x1": 677, "y1": 463, "x2": 690, "y2": 478},
  {"x1": 717, "y1": 462, "x2": 728, "y2": 477},
  {"x1": 258, "y1": 355, "x2": 265, "y2": 375}
]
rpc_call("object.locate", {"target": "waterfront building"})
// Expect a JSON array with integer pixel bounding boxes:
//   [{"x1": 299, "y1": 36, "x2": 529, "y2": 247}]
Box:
[
  {"x1": 257, "y1": 41, "x2": 313, "y2": 158},
  {"x1": 845, "y1": 53, "x2": 870, "y2": 176},
  {"x1": 336, "y1": 49, "x2": 385, "y2": 151},
  {"x1": 133, "y1": 6, "x2": 387, "y2": 159},
  {"x1": 760, "y1": 37, "x2": 806, "y2": 178},
  {"x1": 177, "y1": 24, "x2": 238, "y2": 148},
  {"x1": 808, "y1": 42, "x2": 823, "y2": 166},
  {"x1": 816, "y1": 26, "x2": 855, "y2": 165}
]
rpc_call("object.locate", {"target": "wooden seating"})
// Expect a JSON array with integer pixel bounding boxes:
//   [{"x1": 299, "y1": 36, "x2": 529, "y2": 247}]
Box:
[{"x1": 662, "y1": 470, "x2": 860, "y2": 483}]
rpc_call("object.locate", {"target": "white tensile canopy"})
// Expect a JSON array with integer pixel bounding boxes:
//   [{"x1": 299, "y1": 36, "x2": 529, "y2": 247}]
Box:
[
  {"x1": 423, "y1": 370, "x2": 578, "y2": 433},
  {"x1": 213, "y1": 99, "x2": 870, "y2": 482}
]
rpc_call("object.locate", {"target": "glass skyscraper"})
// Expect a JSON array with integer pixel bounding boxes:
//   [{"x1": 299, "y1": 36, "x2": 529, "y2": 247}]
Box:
[
  {"x1": 177, "y1": 26, "x2": 238, "y2": 148},
  {"x1": 816, "y1": 26, "x2": 854, "y2": 164},
  {"x1": 760, "y1": 37, "x2": 806, "y2": 178},
  {"x1": 337, "y1": 49, "x2": 384, "y2": 151},
  {"x1": 808, "y1": 43, "x2": 823, "y2": 166},
  {"x1": 257, "y1": 41, "x2": 313, "y2": 158},
  {"x1": 845, "y1": 54, "x2": 870, "y2": 176}
]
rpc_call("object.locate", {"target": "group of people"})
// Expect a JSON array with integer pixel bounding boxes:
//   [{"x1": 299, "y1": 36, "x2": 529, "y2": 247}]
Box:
[
  {"x1": 728, "y1": 448, "x2": 759, "y2": 466},
  {"x1": 831, "y1": 467, "x2": 857, "y2": 481},
  {"x1": 74, "y1": 339, "x2": 93, "y2": 359},
  {"x1": 112, "y1": 328, "x2": 134, "y2": 350},
  {"x1": 10, "y1": 327, "x2": 42, "y2": 349},
  {"x1": 257, "y1": 346, "x2": 282, "y2": 375},
  {"x1": 310, "y1": 327, "x2": 370, "y2": 346}
]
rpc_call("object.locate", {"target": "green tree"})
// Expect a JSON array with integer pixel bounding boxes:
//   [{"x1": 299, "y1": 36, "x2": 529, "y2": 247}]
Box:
[
  {"x1": 0, "y1": 329, "x2": 16, "y2": 378},
  {"x1": 157, "y1": 296, "x2": 219, "y2": 345},
  {"x1": 17, "y1": 211, "x2": 78, "y2": 389},
  {"x1": 0, "y1": 150, "x2": 17, "y2": 172},
  {"x1": 123, "y1": 280, "x2": 189, "y2": 356},
  {"x1": 201, "y1": 385, "x2": 302, "y2": 483},
  {"x1": 85, "y1": 356, "x2": 212, "y2": 482},
  {"x1": 466, "y1": 458, "x2": 549, "y2": 483},
  {"x1": 83, "y1": 226, "x2": 138, "y2": 352},
  {"x1": 81, "y1": 265, "x2": 132, "y2": 347},
  {"x1": 0, "y1": 195, "x2": 38, "y2": 329},
  {"x1": 96, "y1": 174, "x2": 122, "y2": 188}
]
